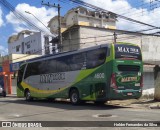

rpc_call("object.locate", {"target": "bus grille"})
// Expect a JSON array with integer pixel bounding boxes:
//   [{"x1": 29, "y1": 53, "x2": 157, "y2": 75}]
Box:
[{"x1": 118, "y1": 65, "x2": 140, "y2": 72}]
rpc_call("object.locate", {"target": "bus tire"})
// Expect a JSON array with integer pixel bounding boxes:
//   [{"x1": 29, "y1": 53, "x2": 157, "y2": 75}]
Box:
[
  {"x1": 70, "y1": 89, "x2": 80, "y2": 105},
  {"x1": 25, "y1": 90, "x2": 33, "y2": 101}
]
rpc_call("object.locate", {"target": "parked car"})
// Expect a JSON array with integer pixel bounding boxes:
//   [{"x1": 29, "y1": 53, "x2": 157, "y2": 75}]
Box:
[{"x1": 0, "y1": 85, "x2": 6, "y2": 97}]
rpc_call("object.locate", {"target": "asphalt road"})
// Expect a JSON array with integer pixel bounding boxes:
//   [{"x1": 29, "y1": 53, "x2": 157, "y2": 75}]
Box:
[{"x1": 0, "y1": 96, "x2": 160, "y2": 130}]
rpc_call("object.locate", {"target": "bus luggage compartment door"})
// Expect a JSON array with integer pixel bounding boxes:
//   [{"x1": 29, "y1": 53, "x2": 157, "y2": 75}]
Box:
[{"x1": 95, "y1": 83, "x2": 106, "y2": 100}]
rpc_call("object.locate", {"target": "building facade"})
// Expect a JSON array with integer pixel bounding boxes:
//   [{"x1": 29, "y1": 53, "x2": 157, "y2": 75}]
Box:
[
  {"x1": 48, "y1": 16, "x2": 67, "y2": 34},
  {"x1": 8, "y1": 30, "x2": 53, "y2": 55},
  {"x1": 48, "y1": 6, "x2": 116, "y2": 34}
]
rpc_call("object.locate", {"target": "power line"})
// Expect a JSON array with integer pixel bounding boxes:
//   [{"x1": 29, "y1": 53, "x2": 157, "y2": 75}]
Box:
[
  {"x1": 0, "y1": 0, "x2": 53, "y2": 36},
  {"x1": 60, "y1": 0, "x2": 160, "y2": 30},
  {"x1": 58, "y1": 0, "x2": 158, "y2": 33},
  {"x1": 59, "y1": 0, "x2": 160, "y2": 32},
  {"x1": 68, "y1": 0, "x2": 159, "y2": 28}
]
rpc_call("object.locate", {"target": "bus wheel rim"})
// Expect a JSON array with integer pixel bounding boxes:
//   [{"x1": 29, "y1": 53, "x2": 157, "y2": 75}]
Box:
[
  {"x1": 26, "y1": 92, "x2": 30, "y2": 100},
  {"x1": 72, "y1": 93, "x2": 78, "y2": 103}
]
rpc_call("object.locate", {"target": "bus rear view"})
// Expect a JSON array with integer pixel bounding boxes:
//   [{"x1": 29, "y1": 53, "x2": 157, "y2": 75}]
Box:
[{"x1": 110, "y1": 43, "x2": 143, "y2": 100}]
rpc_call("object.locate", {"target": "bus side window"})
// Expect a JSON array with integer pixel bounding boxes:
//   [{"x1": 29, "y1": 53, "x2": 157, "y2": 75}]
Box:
[
  {"x1": 68, "y1": 53, "x2": 85, "y2": 71},
  {"x1": 24, "y1": 62, "x2": 40, "y2": 79},
  {"x1": 46, "y1": 59, "x2": 57, "y2": 73},
  {"x1": 57, "y1": 57, "x2": 69, "y2": 72},
  {"x1": 86, "y1": 48, "x2": 107, "y2": 69}
]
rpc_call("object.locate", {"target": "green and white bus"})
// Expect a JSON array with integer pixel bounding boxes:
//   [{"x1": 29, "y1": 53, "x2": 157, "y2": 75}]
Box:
[{"x1": 17, "y1": 43, "x2": 143, "y2": 104}]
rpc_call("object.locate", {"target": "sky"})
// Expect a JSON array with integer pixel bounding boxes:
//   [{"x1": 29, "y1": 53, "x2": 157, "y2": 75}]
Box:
[{"x1": 0, "y1": 0, "x2": 159, "y2": 55}]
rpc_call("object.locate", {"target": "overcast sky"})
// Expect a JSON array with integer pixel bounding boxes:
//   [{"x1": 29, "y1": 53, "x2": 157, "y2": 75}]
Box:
[{"x1": 0, "y1": 0, "x2": 159, "y2": 55}]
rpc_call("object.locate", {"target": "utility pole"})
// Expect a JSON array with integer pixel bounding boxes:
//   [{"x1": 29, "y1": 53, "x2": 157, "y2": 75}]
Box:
[
  {"x1": 42, "y1": 1, "x2": 62, "y2": 51},
  {"x1": 113, "y1": 32, "x2": 117, "y2": 44}
]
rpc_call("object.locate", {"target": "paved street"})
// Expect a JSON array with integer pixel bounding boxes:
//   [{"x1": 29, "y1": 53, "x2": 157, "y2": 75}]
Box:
[{"x1": 0, "y1": 96, "x2": 160, "y2": 130}]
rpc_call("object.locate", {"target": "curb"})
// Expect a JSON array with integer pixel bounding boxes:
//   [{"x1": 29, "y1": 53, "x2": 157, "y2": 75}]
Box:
[{"x1": 150, "y1": 104, "x2": 160, "y2": 109}]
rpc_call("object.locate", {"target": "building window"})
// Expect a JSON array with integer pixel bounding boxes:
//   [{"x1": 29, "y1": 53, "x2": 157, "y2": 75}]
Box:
[
  {"x1": 80, "y1": 10, "x2": 85, "y2": 14},
  {"x1": 16, "y1": 45, "x2": 20, "y2": 52},
  {"x1": 27, "y1": 44, "x2": 30, "y2": 49}
]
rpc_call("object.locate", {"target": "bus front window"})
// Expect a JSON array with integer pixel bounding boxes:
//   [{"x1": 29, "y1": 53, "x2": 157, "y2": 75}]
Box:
[{"x1": 115, "y1": 44, "x2": 142, "y2": 60}]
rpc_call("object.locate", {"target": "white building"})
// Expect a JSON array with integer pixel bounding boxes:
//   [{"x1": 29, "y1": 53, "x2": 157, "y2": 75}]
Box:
[
  {"x1": 65, "y1": 6, "x2": 116, "y2": 29},
  {"x1": 48, "y1": 6, "x2": 116, "y2": 34},
  {"x1": 8, "y1": 30, "x2": 53, "y2": 55},
  {"x1": 48, "y1": 16, "x2": 67, "y2": 34}
]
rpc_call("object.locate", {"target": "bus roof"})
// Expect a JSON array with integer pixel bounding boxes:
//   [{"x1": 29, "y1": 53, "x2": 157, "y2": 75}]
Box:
[
  {"x1": 23, "y1": 43, "x2": 110, "y2": 64},
  {"x1": 20, "y1": 42, "x2": 140, "y2": 65}
]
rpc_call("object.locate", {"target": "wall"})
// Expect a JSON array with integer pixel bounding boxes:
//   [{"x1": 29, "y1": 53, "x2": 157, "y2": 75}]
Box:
[
  {"x1": 50, "y1": 19, "x2": 59, "y2": 33},
  {"x1": 8, "y1": 35, "x2": 23, "y2": 54},
  {"x1": 62, "y1": 26, "x2": 80, "y2": 52},
  {"x1": 66, "y1": 12, "x2": 77, "y2": 27},
  {"x1": 154, "y1": 72, "x2": 160, "y2": 100},
  {"x1": 143, "y1": 72, "x2": 154, "y2": 89},
  {"x1": 23, "y1": 32, "x2": 43, "y2": 55},
  {"x1": 63, "y1": 10, "x2": 116, "y2": 29}
]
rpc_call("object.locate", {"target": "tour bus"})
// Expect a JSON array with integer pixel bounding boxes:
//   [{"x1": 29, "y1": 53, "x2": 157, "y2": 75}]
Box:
[{"x1": 17, "y1": 43, "x2": 143, "y2": 105}]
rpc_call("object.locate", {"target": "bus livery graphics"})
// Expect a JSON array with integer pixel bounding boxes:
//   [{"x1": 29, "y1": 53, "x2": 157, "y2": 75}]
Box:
[{"x1": 17, "y1": 43, "x2": 143, "y2": 104}]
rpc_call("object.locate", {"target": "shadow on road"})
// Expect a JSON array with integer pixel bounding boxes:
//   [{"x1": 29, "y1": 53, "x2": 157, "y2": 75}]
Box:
[{"x1": 0, "y1": 96, "x2": 131, "y2": 110}]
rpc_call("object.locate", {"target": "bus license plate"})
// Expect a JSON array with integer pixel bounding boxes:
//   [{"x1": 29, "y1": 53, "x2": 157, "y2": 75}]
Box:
[{"x1": 127, "y1": 93, "x2": 132, "y2": 96}]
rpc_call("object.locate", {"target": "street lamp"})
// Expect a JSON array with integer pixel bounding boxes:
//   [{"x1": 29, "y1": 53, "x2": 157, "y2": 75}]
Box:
[{"x1": 25, "y1": 11, "x2": 50, "y2": 32}]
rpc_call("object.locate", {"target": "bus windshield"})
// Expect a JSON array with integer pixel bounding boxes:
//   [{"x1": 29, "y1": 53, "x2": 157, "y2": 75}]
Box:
[{"x1": 115, "y1": 44, "x2": 142, "y2": 60}]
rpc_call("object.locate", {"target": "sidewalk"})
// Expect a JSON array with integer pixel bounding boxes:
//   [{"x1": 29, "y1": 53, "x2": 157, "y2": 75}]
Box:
[
  {"x1": 108, "y1": 98, "x2": 160, "y2": 109},
  {"x1": 4, "y1": 94, "x2": 160, "y2": 109}
]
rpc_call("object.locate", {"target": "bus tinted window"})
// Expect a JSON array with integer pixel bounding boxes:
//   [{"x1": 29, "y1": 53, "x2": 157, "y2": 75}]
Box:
[
  {"x1": 46, "y1": 59, "x2": 57, "y2": 73},
  {"x1": 24, "y1": 47, "x2": 108, "y2": 79},
  {"x1": 68, "y1": 53, "x2": 85, "y2": 71},
  {"x1": 115, "y1": 44, "x2": 142, "y2": 60},
  {"x1": 56, "y1": 57, "x2": 70, "y2": 72},
  {"x1": 24, "y1": 62, "x2": 40, "y2": 78},
  {"x1": 118, "y1": 65, "x2": 140, "y2": 72},
  {"x1": 86, "y1": 48, "x2": 106, "y2": 69}
]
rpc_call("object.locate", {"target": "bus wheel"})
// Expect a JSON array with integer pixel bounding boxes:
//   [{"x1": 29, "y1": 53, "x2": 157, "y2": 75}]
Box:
[
  {"x1": 70, "y1": 89, "x2": 80, "y2": 105},
  {"x1": 25, "y1": 90, "x2": 33, "y2": 101}
]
